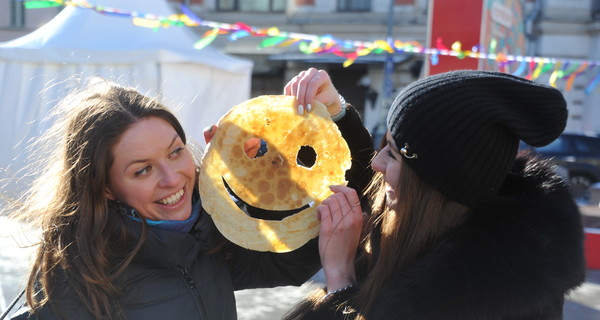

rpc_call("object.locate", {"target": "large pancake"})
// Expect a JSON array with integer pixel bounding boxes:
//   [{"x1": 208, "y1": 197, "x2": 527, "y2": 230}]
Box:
[{"x1": 199, "y1": 95, "x2": 351, "y2": 252}]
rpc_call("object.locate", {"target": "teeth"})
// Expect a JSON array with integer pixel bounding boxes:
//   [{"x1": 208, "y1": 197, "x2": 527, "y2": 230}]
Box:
[{"x1": 157, "y1": 189, "x2": 184, "y2": 205}]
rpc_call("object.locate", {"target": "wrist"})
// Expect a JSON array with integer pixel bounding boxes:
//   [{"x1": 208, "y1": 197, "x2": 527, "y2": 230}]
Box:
[
  {"x1": 330, "y1": 94, "x2": 347, "y2": 121},
  {"x1": 324, "y1": 269, "x2": 356, "y2": 292},
  {"x1": 321, "y1": 285, "x2": 354, "y2": 301}
]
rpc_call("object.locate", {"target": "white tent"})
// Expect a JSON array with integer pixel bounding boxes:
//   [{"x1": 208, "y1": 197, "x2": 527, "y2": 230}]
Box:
[{"x1": 0, "y1": 0, "x2": 252, "y2": 180}]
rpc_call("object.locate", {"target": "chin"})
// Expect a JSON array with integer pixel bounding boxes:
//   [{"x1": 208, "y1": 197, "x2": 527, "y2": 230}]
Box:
[{"x1": 175, "y1": 211, "x2": 192, "y2": 221}]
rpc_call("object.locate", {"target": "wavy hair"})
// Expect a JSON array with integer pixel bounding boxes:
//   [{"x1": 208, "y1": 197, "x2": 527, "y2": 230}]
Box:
[
  {"x1": 284, "y1": 141, "x2": 470, "y2": 320},
  {"x1": 8, "y1": 79, "x2": 190, "y2": 319},
  {"x1": 351, "y1": 159, "x2": 469, "y2": 318}
]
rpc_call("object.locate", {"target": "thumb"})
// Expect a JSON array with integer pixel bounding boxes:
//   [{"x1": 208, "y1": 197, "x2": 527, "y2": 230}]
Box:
[{"x1": 203, "y1": 125, "x2": 217, "y2": 143}]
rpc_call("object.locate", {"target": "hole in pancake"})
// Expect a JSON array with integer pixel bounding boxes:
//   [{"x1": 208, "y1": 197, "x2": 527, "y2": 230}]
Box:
[
  {"x1": 244, "y1": 137, "x2": 268, "y2": 159},
  {"x1": 296, "y1": 145, "x2": 316, "y2": 168},
  {"x1": 222, "y1": 178, "x2": 312, "y2": 221}
]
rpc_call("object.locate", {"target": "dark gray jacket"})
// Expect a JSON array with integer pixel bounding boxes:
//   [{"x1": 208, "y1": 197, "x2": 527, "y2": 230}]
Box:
[
  {"x1": 285, "y1": 156, "x2": 586, "y2": 320},
  {"x1": 11, "y1": 208, "x2": 320, "y2": 319},
  {"x1": 10, "y1": 106, "x2": 375, "y2": 320}
]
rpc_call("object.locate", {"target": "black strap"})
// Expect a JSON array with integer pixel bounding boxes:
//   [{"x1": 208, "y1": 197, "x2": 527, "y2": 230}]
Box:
[{"x1": 0, "y1": 289, "x2": 25, "y2": 320}]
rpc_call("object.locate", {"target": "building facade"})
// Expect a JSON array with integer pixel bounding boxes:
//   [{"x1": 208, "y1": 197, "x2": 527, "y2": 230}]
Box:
[
  {"x1": 0, "y1": 0, "x2": 61, "y2": 42},
  {"x1": 2, "y1": 0, "x2": 600, "y2": 134}
]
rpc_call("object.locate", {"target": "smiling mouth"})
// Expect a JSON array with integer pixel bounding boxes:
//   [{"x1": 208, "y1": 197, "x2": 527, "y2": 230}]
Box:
[
  {"x1": 156, "y1": 188, "x2": 184, "y2": 205},
  {"x1": 222, "y1": 178, "x2": 312, "y2": 221}
]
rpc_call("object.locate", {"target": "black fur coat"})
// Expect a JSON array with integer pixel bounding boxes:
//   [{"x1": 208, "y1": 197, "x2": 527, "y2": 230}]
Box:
[{"x1": 285, "y1": 156, "x2": 586, "y2": 320}]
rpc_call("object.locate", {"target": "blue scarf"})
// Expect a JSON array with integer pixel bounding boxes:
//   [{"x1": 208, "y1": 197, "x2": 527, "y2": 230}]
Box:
[{"x1": 125, "y1": 197, "x2": 201, "y2": 233}]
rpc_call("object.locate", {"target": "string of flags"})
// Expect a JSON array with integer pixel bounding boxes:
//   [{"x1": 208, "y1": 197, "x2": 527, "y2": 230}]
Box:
[{"x1": 20, "y1": 0, "x2": 600, "y2": 94}]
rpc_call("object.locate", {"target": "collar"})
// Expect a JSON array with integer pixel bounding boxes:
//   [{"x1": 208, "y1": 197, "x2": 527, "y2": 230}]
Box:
[{"x1": 124, "y1": 195, "x2": 201, "y2": 233}]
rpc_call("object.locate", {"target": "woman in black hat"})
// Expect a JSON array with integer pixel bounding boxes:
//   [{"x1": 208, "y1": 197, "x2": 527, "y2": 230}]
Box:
[{"x1": 284, "y1": 68, "x2": 586, "y2": 320}]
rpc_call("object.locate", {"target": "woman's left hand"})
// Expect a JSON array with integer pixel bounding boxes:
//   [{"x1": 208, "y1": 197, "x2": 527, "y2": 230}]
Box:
[
  {"x1": 203, "y1": 124, "x2": 260, "y2": 158},
  {"x1": 203, "y1": 125, "x2": 217, "y2": 144},
  {"x1": 283, "y1": 68, "x2": 343, "y2": 116},
  {"x1": 317, "y1": 185, "x2": 363, "y2": 292}
]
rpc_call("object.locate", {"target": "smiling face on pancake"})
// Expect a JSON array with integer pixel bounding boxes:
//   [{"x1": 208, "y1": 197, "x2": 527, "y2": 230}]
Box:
[{"x1": 199, "y1": 95, "x2": 351, "y2": 252}]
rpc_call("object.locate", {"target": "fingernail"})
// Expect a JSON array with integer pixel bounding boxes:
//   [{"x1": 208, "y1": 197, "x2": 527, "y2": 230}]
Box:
[
  {"x1": 307, "y1": 104, "x2": 312, "y2": 113},
  {"x1": 298, "y1": 105, "x2": 304, "y2": 115}
]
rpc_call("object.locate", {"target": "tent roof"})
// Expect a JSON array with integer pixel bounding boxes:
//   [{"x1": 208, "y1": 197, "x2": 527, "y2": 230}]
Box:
[{"x1": 0, "y1": 0, "x2": 252, "y2": 72}]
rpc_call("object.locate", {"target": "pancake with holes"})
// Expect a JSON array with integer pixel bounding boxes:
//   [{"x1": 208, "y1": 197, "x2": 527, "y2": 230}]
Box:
[{"x1": 199, "y1": 95, "x2": 351, "y2": 252}]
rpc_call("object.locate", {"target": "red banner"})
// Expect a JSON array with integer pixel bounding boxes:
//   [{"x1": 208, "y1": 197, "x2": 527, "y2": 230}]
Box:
[
  {"x1": 425, "y1": 0, "x2": 525, "y2": 76},
  {"x1": 425, "y1": 0, "x2": 483, "y2": 76}
]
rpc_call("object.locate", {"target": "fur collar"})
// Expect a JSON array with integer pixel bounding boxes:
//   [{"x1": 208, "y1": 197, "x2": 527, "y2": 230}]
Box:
[{"x1": 368, "y1": 156, "x2": 586, "y2": 319}]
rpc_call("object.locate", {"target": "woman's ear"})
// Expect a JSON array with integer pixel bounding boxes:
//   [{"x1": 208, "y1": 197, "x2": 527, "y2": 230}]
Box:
[{"x1": 105, "y1": 187, "x2": 116, "y2": 201}]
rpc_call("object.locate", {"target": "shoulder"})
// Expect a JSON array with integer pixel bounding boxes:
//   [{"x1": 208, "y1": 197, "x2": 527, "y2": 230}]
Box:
[
  {"x1": 369, "y1": 155, "x2": 586, "y2": 319},
  {"x1": 9, "y1": 299, "x2": 96, "y2": 320},
  {"x1": 9, "y1": 307, "x2": 36, "y2": 320}
]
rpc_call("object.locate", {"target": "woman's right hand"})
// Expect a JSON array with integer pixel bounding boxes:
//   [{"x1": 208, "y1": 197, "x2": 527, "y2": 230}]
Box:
[
  {"x1": 284, "y1": 68, "x2": 343, "y2": 116},
  {"x1": 317, "y1": 185, "x2": 363, "y2": 292}
]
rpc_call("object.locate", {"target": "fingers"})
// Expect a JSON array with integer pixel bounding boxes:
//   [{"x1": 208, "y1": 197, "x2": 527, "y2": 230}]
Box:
[
  {"x1": 317, "y1": 186, "x2": 363, "y2": 290},
  {"x1": 321, "y1": 195, "x2": 343, "y2": 228},
  {"x1": 299, "y1": 69, "x2": 327, "y2": 111},
  {"x1": 316, "y1": 205, "x2": 325, "y2": 221},
  {"x1": 317, "y1": 186, "x2": 363, "y2": 240},
  {"x1": 243, "y1": 137, "x2": 260, "y2": 158},
  {"x1": 285, "y1": 68, "x2": 318, "y2": 114},
  {"x1": 329, "y1": 185, "x2": 361, "y2": 213},
  {"x1": 203, "y1": 124, "x2": 217, "y2": 144},
  {"x1": 284, "y1": 68, "x2": 336, "y2": 114}
]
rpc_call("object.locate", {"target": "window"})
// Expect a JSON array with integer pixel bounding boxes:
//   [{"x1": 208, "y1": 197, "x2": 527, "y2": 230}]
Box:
[
  {"x1": 217, "y1": 0, "x2": 285, "y2": 12},
  {"x1": 10, "y1": 0, "x2": 25, "y2": 28},
  {"x1": 338, "y1": 0, "x2": 371, "y2": 12},
  {"x1": 574, "y1": 136, "x2": 600, "y2": 154},
  {"x1": 169, "y1": 0, "x2": 203, "y2": 5},
  {"x1": 536, "y1": 136, "x2": 569, "y2": 153}
]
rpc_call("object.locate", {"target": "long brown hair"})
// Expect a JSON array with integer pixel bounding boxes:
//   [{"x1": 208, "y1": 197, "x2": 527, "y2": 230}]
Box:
[
  {"x1": 283, "y1": 147, "x2": 470, "y2": 320},
  {"x1": 352, "y1": 160, "x2": 469, "y2": 318},
  {"x1": 7, "y1": 79, "x2": 190, "y2": 319}
]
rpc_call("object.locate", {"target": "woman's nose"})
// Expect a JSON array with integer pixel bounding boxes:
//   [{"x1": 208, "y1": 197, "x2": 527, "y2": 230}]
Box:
[
  {"x1": 371, "y1": 151, "x2": 385, "y2": 173},
  {"x1": 159, "y1": 164, "x2": 179, "y2": 187}
]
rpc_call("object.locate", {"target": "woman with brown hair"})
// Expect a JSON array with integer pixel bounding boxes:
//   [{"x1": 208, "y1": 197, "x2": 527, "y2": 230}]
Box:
[
  {"x1": 284, "y1": 69, "x2": 586, "y2": 319},
  {"x1": 4, "y1": 75, "x2": 374, "y2": 319}
]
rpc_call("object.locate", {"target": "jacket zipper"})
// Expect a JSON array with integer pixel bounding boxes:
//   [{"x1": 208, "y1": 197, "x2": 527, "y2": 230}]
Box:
[{"x1": 178, "y1": 265, "x2": 207, "y2": 316}]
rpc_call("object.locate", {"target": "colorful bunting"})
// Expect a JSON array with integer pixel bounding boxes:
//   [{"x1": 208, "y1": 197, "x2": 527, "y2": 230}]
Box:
[
  {"x1": 585, "y1": 70, "x2": 600, "y2": 94},
  {"x1": 193, "y1": 27, "x2": 220, "y2": 50},
  {"x1": 549, "y1": 61, "x2": 563, "y2": 88},
  {"x1": 23, "y1": 0, "x2": 63, "y2": 9},
  {"x1": 20, "y1": 0, "x2": 600, "y2": 94}
]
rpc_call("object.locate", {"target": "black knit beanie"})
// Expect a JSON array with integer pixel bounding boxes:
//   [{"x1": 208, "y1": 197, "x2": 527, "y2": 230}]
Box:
[{"x1": 387, "y1": 70, "x2": 567, "y2": 207}]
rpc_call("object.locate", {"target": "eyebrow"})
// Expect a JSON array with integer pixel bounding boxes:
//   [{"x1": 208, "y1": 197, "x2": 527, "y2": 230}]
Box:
[
  {"x1": 386, "y1": 138, "x2": 402, "y2": 156},
  {"x1": 386, "y1": 138, "x2": 397, "y2": 150},
  {"x1": 123, "y1": 134, "x2": 179, "y2": 172}
]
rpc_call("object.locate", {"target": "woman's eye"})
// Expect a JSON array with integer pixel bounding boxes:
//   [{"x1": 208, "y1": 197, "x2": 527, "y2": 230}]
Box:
[
  {"x1": 134, "y1": 166, "x2": 151, "y2": 177},
  {"x1": 387, "y1": 149, "x2": 397, "y2": 160},
  {"x1": 170, "y1": 146, "x2": 184, "y2": 158}
]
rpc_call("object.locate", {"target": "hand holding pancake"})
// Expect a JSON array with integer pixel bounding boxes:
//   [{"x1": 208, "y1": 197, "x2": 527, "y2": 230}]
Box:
[
  {"x1": 203, "y1": 124, "x2": 217, "y2": 143},
  {"x1": 199, "y1": 95, "x2": 352, "y2": 252},
  {"x1": 284, "y1": 67, "x2": 343, "y2": 116},
  {"x1": 317, "y1": 185, "x2": 363, "y2": 291}
]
